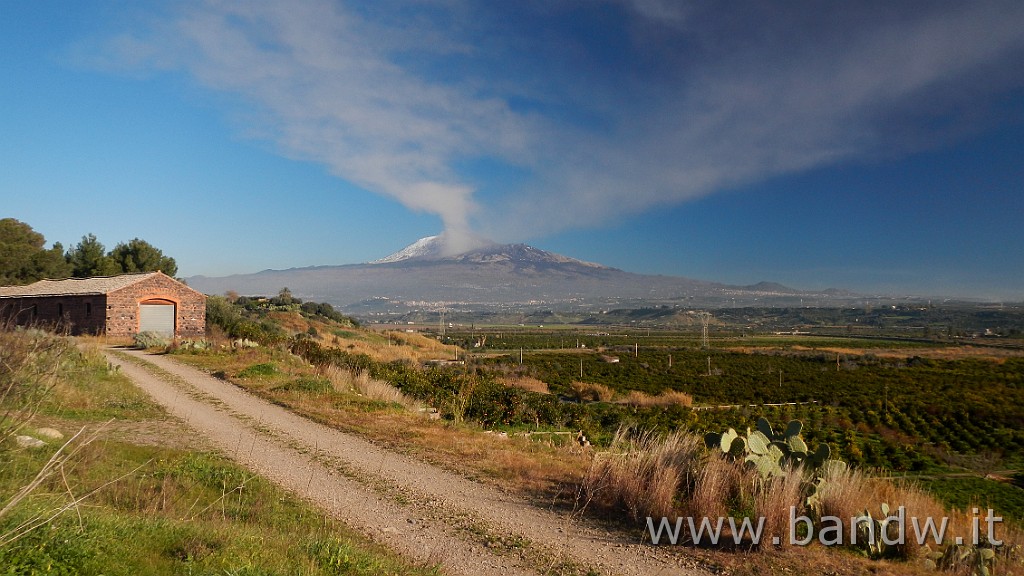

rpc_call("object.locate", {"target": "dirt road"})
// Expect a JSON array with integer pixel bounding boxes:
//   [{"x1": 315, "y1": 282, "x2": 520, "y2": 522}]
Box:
[{"x1": 106, "y1": 349, "x2": 706, "y2": 576}]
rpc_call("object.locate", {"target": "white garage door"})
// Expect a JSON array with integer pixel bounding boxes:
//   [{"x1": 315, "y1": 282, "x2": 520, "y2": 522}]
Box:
[{"x1": 139, "y1": 303, "x2": 175, "y2": 336}]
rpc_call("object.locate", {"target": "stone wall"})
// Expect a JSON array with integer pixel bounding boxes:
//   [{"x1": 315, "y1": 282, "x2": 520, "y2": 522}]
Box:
[
  {"x1": 0, "y1": 295, "x2": 107, "y2": 335},
  {"x1": 105, "y1": 274, "x2": 206, "y2": 338}
]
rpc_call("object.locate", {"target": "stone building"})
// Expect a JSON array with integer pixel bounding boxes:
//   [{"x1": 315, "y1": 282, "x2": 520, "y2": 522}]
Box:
[{"x1": 0, "y1": 272, "x2": 206, "y2": 338}]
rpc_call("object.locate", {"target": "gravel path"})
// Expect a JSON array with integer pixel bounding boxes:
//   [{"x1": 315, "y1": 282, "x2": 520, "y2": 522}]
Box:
[{"x1": 106, "y1": 349, "x2": 708, "y2": 576}]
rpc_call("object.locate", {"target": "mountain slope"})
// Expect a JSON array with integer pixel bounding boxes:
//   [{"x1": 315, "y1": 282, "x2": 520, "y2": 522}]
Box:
[
  {"x1": 186, "y1": 237, "x2": 848, "y2": 311},
  {"x1": 372, "y1": 236, "x2": 605, "y2": 269}
]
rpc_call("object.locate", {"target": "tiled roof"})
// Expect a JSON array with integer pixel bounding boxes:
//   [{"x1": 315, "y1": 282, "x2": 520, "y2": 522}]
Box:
[{"x1": 0, "y1": 272, "x2": 160, "y2": 298}]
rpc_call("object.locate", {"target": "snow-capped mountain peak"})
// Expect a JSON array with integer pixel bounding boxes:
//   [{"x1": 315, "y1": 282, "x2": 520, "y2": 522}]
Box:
[
  {"x1": 371, "y1": 236, "x2": 445, "y2": 264},
  {"x1": 372, "y1": 232, "x2": 496, "y2": 264},
  {"x1": 371, "y1": 234, "x2": 609, "y2": 269}
]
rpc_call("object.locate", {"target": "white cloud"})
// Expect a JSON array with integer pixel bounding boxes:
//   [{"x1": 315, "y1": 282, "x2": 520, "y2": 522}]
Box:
[
  {"x1": 103, "y1": 1, "x2": 1024, "y2": 243},
  {"x1": 484, "y1": 1, "x2": 1024, "y2": 238},
  {"x1": 110, "y1": 0, "x2": 534, "y2": 235}
]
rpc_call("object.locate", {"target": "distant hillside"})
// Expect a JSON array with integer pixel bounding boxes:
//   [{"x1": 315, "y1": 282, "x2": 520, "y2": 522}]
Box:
[{"x1": 186, "y1": 237, "x2": 858, "y2": 313}]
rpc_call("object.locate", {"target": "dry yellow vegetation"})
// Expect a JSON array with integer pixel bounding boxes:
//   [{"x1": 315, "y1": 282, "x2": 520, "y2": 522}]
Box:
[
  {"x1": 498, "y1": 374, "x2": 550, "y2": 394},
  {"x1": 617, "y1": 389, "x2": 693, "y2": 407}
]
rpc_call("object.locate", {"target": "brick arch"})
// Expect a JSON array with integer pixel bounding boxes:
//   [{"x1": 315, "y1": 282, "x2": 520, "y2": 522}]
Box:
[{"x1": 139, "y1": 297, "x2": 179, "y2": 306}]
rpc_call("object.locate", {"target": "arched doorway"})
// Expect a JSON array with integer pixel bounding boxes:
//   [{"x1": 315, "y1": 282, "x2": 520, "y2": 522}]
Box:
[{"x1": 139, "y1": 298, "x2": 176, "y2": 336}]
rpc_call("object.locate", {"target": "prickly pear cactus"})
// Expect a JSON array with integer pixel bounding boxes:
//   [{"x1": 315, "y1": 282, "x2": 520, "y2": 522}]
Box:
[{"x1": 704, "y1": 417, "x2": 845, "y2": 480}]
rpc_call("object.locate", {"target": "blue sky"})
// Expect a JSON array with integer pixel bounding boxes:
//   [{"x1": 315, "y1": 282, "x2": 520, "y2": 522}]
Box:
[{"x1": 2, "y1": 1, "x2": 1023, "y2": 300}]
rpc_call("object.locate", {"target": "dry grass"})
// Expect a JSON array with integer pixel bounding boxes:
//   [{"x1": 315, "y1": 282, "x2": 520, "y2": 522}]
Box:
[
  {"x1": 265, "y1": 311, "x2": 312, "y2": 333},
  {"x1": 1, "y1": 325, "x2": 73, "y2": 444},
  {"x1": 257, "y1": 312, "x2": 461, "y2": 365},
  {"x1": 320, "y1": 365, "x2": 420, "y2": 410},
  {"x1": 569, "y1": 381, "x2": 614, "y2": 403},
  {"x1": 617, "y1": 389, "x2": 693, "y2": 407},
  {"x1": 582, "y1": 426, "x2": 1024, "y2": 562},
  {"x1": 326, "y1": 329, "x2": 461, "y2": 364},
  {"x1": 753, "y1": 467, "x2": 806, "y2": 549},
  {"x1": 806, "y1": 465, "x2": 1024, "y2": 563},
  {"x1": 585, "y1": 428, "x2": 705, "y2": 521},
  {"x1": 689, "y1": 451, "x2": 748, "y2": 520},
  {"x1": 75, "y1": 334, "x2": 135, "y2": 348},
  {"x1": 498, "y1": 375, "x2": 550, "y2": 394},
  {"x1": 810, "y1": 464, "x2": 872, "y2": 522},
  {"x1": 812, "y1": 466, "x2": 948, "y2": 536},
  {"x1": 586, "y1": 428, "x2": 761, "y2": 526},
  {"x1": 873, "y1": 478, "x2": 993, "y2": 561}
]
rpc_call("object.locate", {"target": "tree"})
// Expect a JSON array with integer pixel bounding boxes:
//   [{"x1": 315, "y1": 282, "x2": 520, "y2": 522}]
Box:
[
  {"x1": 107, "y1": 238, "x2": 178, "y2": 277},
  {"x1": 271, "y1": 287, "x2": 295, "y2": 306},
  {"x1": 0, "y1": 218, "x2": 71, "y2": 285},
  {"x1": 66, "y1": 234, "x2": 119, "y2": 278}
]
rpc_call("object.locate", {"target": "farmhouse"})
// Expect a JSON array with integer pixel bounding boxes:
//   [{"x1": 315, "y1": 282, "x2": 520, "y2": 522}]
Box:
[{"x1": 0, "y1": 272, "x2": 205, "y2": 338}]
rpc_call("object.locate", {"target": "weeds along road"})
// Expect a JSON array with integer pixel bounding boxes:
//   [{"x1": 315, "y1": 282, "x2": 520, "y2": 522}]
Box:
[{"x1": 105, "y1": 348, "x2": 708, "y2": 576}]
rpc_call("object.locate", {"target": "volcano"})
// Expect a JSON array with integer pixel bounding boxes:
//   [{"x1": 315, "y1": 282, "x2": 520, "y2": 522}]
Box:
[{"x1": 186, "y1": 236, "x2": 850, "y2": 313}]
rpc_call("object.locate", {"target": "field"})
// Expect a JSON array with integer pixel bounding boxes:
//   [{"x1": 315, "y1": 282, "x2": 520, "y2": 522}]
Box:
[
  {"x1": 197, "y1": 296, "x2": 1023, "y2": 573},
  {"x1": 0, "y1": 329, "x2": 438, "y2": 575},
  {"x1": 166, "y1": 296, "x2": 1024, "y2": 572},
  {"x1": 195, "y1": 296, "x2": 1024, "y2": 531},
  {"x1": 433, "y1": 326, "x2": 1024, "y2": 521},
  {"x1": 11, "y1": 297, "x2": 1018, "y2": 574}
]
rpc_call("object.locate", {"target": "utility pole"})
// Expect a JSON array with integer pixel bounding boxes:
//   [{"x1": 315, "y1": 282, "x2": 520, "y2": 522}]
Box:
[{"x1": 698, "y1": 311, "x2": 712, "y2": 349}]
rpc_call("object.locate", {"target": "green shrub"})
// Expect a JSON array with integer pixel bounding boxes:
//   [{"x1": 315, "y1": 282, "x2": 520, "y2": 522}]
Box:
[
  {"x1": 173, "y1": 339, "x2": 210, "y2": 354},
  {"x1": 133, "y1": 331, "x2": 169, "y2": 349},
  {"x1": 237, "y1": 362, "x2": 278, "y2": 378},
  {"x1": 155, "y1": 452, "x2": 251, "y2": 491},
  {"x1": 306, "y1": 536, "x2": 428, "y2": 575}
]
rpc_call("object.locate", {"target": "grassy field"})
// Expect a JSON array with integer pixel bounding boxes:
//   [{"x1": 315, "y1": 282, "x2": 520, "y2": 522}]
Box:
[
  {"x1": 0, "y1": 330, "x2": 438, "y2": 576},
  {"x1": 19, "y1": 296, "x2": 1015, "y2": 575}
]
